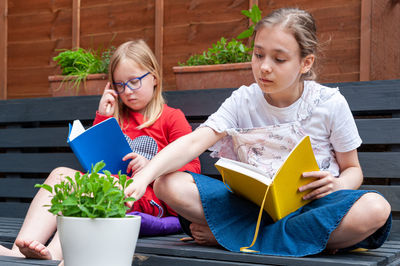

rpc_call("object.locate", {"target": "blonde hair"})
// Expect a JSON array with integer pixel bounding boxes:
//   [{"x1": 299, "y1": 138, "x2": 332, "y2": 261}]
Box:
[
  {"x1": 109, "y1": 40, "x2": 165, "y2": 129},
  {"x1": 254, "y1": 8, "x2": 318, "y2": 80}
]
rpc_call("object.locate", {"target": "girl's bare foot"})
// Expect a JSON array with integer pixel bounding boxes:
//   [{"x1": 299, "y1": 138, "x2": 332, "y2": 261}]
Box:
[
  {"x1": 324, "y1": 248, "x2": 338, "y2": 255},
  {"x1": 15, "y1": 239, "x2": 52, "y2": 260},
  {"x1": 0, "y1": 245, "x2": 23, "y2": 257},
  {"x1": 189, "y1": 223, "x2": 218, "y2": 246}
]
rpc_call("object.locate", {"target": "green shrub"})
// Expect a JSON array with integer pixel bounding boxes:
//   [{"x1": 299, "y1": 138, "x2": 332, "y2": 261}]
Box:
[
  {"x1": 52, "y1": 47, "x2": 115, "y2": 92},
  {"x1": 236, "y1": 4, "x2": 262, "y2": 41},
  {"x1": 179, "y1": 38, "x2": 252, "y2": 66},
  {"x1": 35, "y1": 161, "x2": 135, "y2": 218},
  {"x1": 179, "y1": 4, "x2": 262, "y2": 66}
]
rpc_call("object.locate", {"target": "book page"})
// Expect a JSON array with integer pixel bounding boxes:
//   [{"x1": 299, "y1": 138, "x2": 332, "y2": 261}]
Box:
[
  {"x1": 216, "y1": 158, "x2": 273, "y2": 185},
  {"x1": 68, "y1": 120, "x2": 85, "y2": 141}
]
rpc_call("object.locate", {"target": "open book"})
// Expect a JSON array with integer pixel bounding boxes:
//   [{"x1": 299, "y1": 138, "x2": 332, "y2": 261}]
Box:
[
  {"x1": 67, "y1": 117, "x2": 132, "y2": 174},
  {"x1": 214, "y1": 135, "x2": 319, "y2": 222}
]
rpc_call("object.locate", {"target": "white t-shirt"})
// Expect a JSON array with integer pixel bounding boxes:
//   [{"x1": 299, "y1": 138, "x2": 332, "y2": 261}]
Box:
[{"x1": 201, "y1": 81, "x2": 362, "y2": 177}]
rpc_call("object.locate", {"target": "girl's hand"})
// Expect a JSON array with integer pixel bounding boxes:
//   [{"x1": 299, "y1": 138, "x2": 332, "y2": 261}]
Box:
[
  {"x1": 123, "y1": 152, "x2": 149, "y2": 175},
  {"x1": 98, "y1": 82, "x2": 118, "y2": 116},
  {"x1": 299, "y1": 171, "x2": 343, "y2": 200},
  {"x1": 124, "y1": 174, "x2": 148, "y2": 208}
]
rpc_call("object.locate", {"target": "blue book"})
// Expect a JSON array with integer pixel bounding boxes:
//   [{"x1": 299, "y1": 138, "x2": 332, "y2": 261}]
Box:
[{"x1": 67, "y1": 117, "x2": 132, "y2": 175}]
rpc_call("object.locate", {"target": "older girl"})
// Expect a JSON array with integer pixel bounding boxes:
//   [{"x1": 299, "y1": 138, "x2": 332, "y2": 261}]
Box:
[{"x1": 125, "y1": 8, "x2": 391, "y2": 256}]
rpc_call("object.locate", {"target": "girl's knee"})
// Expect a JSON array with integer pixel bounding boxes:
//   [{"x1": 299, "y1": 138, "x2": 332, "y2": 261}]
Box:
[
  {"x1": 46, "y1": 167, "x2": 76, "y2": 185},
  {"x1": 153, "y1": 173, "x2": 175, "y2": 201},
  {"x1": 356, "y1": 192, "x2": 391, "y2": 229},
  {"x1": 153, "y1": 172, "x2": 194, "y2": 202}
]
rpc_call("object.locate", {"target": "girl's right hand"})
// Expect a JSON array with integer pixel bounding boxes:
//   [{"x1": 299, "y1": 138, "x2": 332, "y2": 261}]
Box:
[
  {"x1": 98, "y1": 82, "x2": 118, "y2": 116},
  {"x1": 123, "y1": 152, "x2": 150, "y2": 175},
  {"x1": 125, "y1": 175, "x2": 149, "y2": 208}
]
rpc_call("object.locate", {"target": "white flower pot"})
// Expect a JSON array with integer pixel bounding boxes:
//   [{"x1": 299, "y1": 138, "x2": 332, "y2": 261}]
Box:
[{"x1": 57, "y1": 215, "x2": 141, "y2": 266}]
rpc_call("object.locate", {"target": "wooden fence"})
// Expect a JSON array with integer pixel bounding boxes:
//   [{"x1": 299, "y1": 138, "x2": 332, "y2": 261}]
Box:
[{"x1": 0, "y1": 0, "x2": 399, "y2": 99}]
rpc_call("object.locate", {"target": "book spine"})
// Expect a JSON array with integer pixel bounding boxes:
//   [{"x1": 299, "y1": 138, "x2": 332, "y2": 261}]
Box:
[{"x1": 68, "y1": 141, "x2": 90, "y2": 172}]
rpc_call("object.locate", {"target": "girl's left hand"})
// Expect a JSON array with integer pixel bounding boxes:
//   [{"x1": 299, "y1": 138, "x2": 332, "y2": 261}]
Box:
[
  {"x1": 299, "y1": 171, "x2": 343, "y2": 200},
  {"x1": 123, "y1": 152, "x2": 149, "y2": 175}
]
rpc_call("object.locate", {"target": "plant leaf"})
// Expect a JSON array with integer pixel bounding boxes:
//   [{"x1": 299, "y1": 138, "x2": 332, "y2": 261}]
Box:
[{"x1": 35, "y1": 183, "x2": 53, "y2": 194}]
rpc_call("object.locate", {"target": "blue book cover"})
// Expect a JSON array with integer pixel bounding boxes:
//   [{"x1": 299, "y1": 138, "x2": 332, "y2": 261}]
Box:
[{"x1": 67, "y1": 117, "x2": 132, "y2": 175}]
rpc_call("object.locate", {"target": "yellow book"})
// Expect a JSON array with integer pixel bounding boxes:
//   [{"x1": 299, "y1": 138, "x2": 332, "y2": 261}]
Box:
[{"x1": 214, "y1": 135, "x2": 319, "y2": 222}]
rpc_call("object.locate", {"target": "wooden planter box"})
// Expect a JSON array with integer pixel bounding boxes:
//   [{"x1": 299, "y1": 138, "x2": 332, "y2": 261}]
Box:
[
  {"x1": 173, "y1": 62, "x2": 254, "y2": 90},
  {"x1": 48, "y1": 73, "x2": 108, "y2": 97}
]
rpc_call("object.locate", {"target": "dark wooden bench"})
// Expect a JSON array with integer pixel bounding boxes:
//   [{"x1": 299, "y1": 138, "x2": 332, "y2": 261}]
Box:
[{"x1": 0, "y1": 79, "x2": 400, "y2": 265}]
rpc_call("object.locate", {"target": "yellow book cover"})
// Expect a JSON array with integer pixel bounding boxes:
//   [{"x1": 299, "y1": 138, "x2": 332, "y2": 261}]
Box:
[{"x1": 214, "y1": 135, "x2": 319, "y2": 222}]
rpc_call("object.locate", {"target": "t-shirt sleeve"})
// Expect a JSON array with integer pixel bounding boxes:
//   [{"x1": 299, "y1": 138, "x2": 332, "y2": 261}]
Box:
[
  {"x1": 165, "y1": 108, "x2": 201, "y2": 174},
  {"x1": 329, "y1": 93, "x2": 362, "y2": 152},
  {"x1": 199, "y1": 88, "x2": 241, "y2": 132}
]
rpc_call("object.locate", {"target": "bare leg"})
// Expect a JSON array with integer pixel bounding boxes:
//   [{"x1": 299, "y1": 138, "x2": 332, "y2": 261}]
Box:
[
  {"x1": 154, "y1": 172, "x2": 218, "y2": 245},
  {"x1": 11, "y1": 167, "x2": 76, "y2": 260},
  {"x1": 326, "y1": 192, "x2": 391, "y2": 250},
  {"x1": 154, "y1": 172, "x2": 206, "y2": 224}
]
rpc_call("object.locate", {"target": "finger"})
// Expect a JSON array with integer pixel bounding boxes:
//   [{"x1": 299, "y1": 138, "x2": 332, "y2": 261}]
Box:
[
  {"x1": 124, "y1": 188, "x2": 134, "y2": 208},
  {"x1": 103, "y1": 82, "x2": 111, "y2": 92},
  {"x1": 132, "y1": 164, "x2": 143, "y2": 175},
  {"x1": 303, "y1": 185, "x2": 331, "y2": 200},
  {"x1": 305, "y1": 189, "x2": 332, "y2": 200},
  {"x1": 104, "y1": 83, "x2": 118, "y2": 97},
  {"x1": 126, "y1": 157, "x2": 140, "y2": 173},
  {"x1": 127, "y1": 158, "x2": 139, "y2": 173},
  {"x1": 302, "y1": 171, "x2": 330, "y2": 178},
  {"x1": 125, "y1": 200, "x2": 134, "y2": 208},
  {"x1": 300, "y1": 176, "x2": 335, "y2": 193},
  {"x1": 130, "y1": 161, "x2": 142, "y2": 174},
  {"x1": 126, "y1": 164, "x2": 132, "y2": 174},
  {"x1": 299, "y1": 178, "x2": 326, "y2": 192},
  {"x1": 123, "y1": 153, "x2": 138, "y2": 161}
]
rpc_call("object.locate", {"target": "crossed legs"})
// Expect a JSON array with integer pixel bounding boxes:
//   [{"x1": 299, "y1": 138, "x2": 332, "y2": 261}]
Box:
[
  {"x1": 153, "y1": 171, "x2": 218, "y2": 245},
  {"x1": 154, "y1": 171, "x2": 391, "y2": 249},
  {"x1": 0, "y1": 167, "x2": 77, "y2": 260}
]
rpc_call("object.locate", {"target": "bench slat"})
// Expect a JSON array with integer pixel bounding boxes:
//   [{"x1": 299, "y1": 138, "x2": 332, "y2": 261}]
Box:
[
  {"x1": 0, "y1": 203, "x2": 29, "y2": 219},
  {"x1": 0, "y1": 128, "x2": 69, "y2": 148},
  {"x1": 0, "y1": 178, "x2": 45, "y2": 198},
  {"x1": 329, "y1": 80, "x2": 400, "y2": 113},
  {"x1": 0, "y1": 256, "x2": 60, "y2": 265},
  {"x1": 0, "y1": 153, "x2": 82, "y2": 173},
  {"x1": 356, "y1": 118, "x2": 400, "y2": 145},
  {"x1": 359, "y1": 152, "x2": 400, "y2": 178},
  {"x1": 0, "y1": 96, "x2": 100, "y2": 123},
  {"x1": 164, "y1": 88, "x2": 233, "y2": 118}
]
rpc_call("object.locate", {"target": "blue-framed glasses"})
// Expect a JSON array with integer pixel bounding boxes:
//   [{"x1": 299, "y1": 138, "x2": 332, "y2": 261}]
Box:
[{"x1": 113, "y1": 72, "x2": 150, "y2": 94}]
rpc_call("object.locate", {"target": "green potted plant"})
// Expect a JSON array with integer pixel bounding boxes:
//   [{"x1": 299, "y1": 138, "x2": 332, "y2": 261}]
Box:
[
  {"x1": 48, "y1": 47, "x2": 114, "y2": 97},
  {"x1": 173, "y1": 5, "x2": 261, "y2": 90},
  {"x1": 36, "y1": 161, "x2": 140, "y2": 266}
]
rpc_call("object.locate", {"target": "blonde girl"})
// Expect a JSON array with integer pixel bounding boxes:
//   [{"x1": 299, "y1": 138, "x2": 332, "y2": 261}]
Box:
[{"x1": 0, "y1": 40, "x2": 200, "y2": 260}]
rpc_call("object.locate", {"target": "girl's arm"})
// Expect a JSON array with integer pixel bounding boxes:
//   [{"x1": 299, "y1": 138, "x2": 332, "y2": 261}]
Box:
[
  {"x1": 300, "y1": 149, "x2": 363, "y2": 200},
  {"x1": 125, "y1": 126, "x2": 225, "y2": 203}
]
